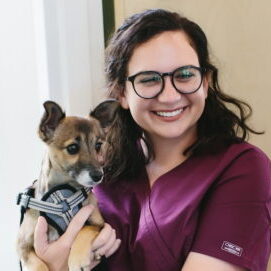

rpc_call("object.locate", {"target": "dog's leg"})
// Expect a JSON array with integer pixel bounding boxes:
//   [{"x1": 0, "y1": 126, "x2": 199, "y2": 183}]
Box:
[
  {"x1": 23, "y1": 250, "x2": 49, "y2": 271},
  {"x1": 89, "y1": 206, "x2": 104, "y2": 227},
  {"x1": 68, "y1": 225, "x2": 100, "y2": 271},
  {"x1": 17, "y1": 210, "x2": 49, "y2": 271},
  {"x1": 84, "y1": 194, "x2": 104, "y2": 227}
]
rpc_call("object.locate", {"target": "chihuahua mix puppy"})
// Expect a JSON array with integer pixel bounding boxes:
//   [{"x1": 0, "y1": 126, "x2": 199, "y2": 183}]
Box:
[{"x1": 16, "y1": 100, "x2": 118, "y2": 271}]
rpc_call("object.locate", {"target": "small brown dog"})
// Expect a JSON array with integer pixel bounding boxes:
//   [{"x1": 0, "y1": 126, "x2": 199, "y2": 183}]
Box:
[{"x1": 16, "y1": 100, "x2": 118, "y2": 271}]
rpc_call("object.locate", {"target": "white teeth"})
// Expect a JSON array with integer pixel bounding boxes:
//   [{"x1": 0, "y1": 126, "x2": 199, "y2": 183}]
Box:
[{"x1": 156, "y1": 108, "x2": 184, "y2": 117}]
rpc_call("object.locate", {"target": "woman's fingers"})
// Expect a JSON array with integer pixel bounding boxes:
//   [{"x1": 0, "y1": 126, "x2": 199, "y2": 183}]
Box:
[
  {"x1": 92, "y1": 223, "x2": 113, "y2": 251},
  {"x1": 94, "y1": 228, "x2": 116, "y2": 255},
  {"x1": 34, "y1": 216, "x2": 49, "y2": 255},
  {"x1": 92, "y1": 223, "x2": 121, "y2": 258},
  {"x1": 105, "y1": 239, "x2": 121, "y2": 258},
  {"x1": 60, "y1": 205, "x2": 94, "y2": 246}
]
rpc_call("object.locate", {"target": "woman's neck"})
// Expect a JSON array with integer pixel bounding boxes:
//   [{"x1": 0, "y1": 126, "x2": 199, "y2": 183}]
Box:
[{"x1": 145, "y1": 130, "x2": 197, "y2": 187}]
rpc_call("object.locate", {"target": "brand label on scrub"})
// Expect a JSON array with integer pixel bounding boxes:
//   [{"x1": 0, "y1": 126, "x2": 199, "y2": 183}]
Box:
[{"x1": 221, "y1": 241, "x2": 243, "y2": 257}]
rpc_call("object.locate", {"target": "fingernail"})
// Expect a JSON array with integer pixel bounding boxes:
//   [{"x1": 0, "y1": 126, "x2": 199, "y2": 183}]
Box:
[{"x1": 37, "y1": 216, "x2": 46, "y2": 224}]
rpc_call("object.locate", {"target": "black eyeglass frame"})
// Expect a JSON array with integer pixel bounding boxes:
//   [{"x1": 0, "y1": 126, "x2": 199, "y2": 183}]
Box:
[{"x1": 126, "y1": 65, "x2": 207, "y2": 99}]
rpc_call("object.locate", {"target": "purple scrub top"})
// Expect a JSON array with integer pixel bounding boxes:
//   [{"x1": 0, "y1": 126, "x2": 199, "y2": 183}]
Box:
[{"x1": 94, "y1": 142, "x2": 271, "y2": 271}]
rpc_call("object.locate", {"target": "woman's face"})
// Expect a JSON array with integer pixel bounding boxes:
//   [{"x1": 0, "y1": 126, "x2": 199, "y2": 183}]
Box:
[{"x1": 120, "y1": 30, "x2": 208, "y2": 144}]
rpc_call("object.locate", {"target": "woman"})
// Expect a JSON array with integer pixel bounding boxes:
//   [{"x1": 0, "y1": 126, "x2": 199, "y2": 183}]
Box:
[{"x1": 35, "y1": 9, "x2": 271, "y2": 271}]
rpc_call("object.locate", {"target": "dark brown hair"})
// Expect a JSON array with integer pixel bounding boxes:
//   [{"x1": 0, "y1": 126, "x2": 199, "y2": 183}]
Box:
[{"x1": 103, "y1": 9, "x2": 262, "y2": 182}]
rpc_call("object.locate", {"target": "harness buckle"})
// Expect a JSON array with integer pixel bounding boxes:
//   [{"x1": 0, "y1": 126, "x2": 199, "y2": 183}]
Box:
[{"x1": 16, "y1": 193, "x2": 22, "y2": 205}]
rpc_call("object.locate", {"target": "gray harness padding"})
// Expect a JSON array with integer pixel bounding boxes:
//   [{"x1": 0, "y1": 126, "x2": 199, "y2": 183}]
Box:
[{"x1": 17, "y1": 184, "x2": 91, "y2": 235}]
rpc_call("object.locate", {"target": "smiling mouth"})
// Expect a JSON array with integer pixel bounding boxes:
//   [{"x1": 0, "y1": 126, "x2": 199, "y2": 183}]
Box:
[{"x1": 154, "y1": 107, "x2": 187, "y2": 117}]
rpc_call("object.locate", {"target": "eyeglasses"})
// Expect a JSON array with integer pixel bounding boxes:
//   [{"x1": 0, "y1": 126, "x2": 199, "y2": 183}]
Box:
[{"x1": 126, "y1": 65, "x2": 206, "y2": 99}]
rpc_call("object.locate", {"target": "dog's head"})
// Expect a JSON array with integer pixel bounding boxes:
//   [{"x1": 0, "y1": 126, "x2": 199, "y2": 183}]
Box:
[{"x1": 39, "y1": 100, "x2": 119, "y2": 187}]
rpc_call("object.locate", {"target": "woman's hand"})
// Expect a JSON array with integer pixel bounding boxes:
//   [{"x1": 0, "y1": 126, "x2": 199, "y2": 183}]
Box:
[
  {"x1": 34, "y1": 205, "x2": 94, "y2": 271},
  {"x1": 90, "y1": 223, "x2": 121, "y2": 266},
  {"x1": 34, "y1": 205, "x2": 121, "y2": 271}
]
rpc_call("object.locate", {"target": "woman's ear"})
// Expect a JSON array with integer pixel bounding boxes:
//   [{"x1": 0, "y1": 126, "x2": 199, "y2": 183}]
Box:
[
  {"x1": 203, "y1": 74, "x2": 210, "y2": 99},
  {"x1": 119, "y1": 92, "x2": 129, "y2": 109}
]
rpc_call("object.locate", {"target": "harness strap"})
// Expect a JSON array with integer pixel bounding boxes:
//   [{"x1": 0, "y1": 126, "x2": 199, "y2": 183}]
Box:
[
  {"x1": 17, "y1": 187, "x2": 91, "y2": 216},
  {"x1": 17, "y1": 181, "x2": 36, "y2": 225},
  {"x1": 17, "y1": 181, "x2": 36, "y2": 271}
]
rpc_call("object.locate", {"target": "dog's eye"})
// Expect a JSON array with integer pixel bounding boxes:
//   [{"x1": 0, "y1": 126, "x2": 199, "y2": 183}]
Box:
[
  {"x1": 95, "y1": 141, "x2": 103, "y2": 152},
  {"x1": 66, "y1": 144, "x2": 80, "y2": 155}
]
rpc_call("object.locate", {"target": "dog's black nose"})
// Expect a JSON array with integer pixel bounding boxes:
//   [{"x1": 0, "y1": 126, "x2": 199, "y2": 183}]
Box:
[{"x1": 91, "y1": 171, "x2": 103, "y2": 182}]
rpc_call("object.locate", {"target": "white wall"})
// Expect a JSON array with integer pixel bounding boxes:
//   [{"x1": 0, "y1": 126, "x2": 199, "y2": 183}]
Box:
[
  {"x1": 0, "y1": 1, "x2": 43, "y2": 270},
  {"x1": 0, "y1": 0, "x2": 105, "y2": 270},
  {"x1": 40, "y1": 0, "x2": 106, "y2": 115}
]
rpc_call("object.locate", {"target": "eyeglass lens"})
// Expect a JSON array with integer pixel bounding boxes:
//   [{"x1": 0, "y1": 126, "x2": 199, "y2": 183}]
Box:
[{"x1": 133, "y1": 66, "x2": 202, "y2": 98}]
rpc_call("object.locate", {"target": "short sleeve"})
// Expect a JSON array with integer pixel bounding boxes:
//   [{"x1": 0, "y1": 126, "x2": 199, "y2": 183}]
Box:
[{"x1": 191, "y1": 148, "x2": 271, "y2": 271}]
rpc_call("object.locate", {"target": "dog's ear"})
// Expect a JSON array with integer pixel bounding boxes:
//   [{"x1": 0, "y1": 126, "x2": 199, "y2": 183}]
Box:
[
  {"x1": 90, "y1": 99, "x2": 119, "y2": 129},
  {"x1": 39, "y1": 101, "x2": 66, "y2": 142}
]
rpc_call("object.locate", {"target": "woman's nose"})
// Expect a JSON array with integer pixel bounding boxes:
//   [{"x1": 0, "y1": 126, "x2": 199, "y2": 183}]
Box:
[{"x1": 157, "y1": 76, "x2": 182, "y2": 103}]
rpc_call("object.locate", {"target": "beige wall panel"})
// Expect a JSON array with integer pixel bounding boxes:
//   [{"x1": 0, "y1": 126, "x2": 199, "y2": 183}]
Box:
[{"x1": 115, "y1": 0, "x2": 271, "y2": 157}]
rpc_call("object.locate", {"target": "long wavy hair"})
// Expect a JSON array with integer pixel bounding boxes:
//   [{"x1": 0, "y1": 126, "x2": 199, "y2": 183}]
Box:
[{"x1": 103, "y1": 9, "x2": 262, "y2": 182}]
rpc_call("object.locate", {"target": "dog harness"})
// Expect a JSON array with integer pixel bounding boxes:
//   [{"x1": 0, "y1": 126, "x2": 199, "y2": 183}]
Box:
[{"x1": 17, "y1": 184, "x2": 91, "y2": 235}]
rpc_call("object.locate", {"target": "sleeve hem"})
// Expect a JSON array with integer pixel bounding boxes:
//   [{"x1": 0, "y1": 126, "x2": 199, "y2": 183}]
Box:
[{"x1": 190, "y1": 247, "x2": 257, "y2": 271}]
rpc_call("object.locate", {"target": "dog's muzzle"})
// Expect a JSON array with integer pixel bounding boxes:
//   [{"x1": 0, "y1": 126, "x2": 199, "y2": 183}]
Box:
[{"x1": 69, "y1": 168, "x2": 104, "y2": 187}]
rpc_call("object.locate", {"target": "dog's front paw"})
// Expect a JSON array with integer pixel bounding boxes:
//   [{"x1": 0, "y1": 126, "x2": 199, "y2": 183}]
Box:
[
  {"x1": 68, "y1": 253, "x2": 92, "y2": 271},
  {"x1": 68, "y1": 262, "x2": 91, "y2": 271},
  {"x1": 68, "y1": 225, "x2": 100, "y2": 271}
]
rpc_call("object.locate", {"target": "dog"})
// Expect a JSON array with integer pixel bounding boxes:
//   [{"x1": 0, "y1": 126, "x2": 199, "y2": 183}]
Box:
[{"x1": 16, "y1": 100, "x2": 119, "y2": 271}]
